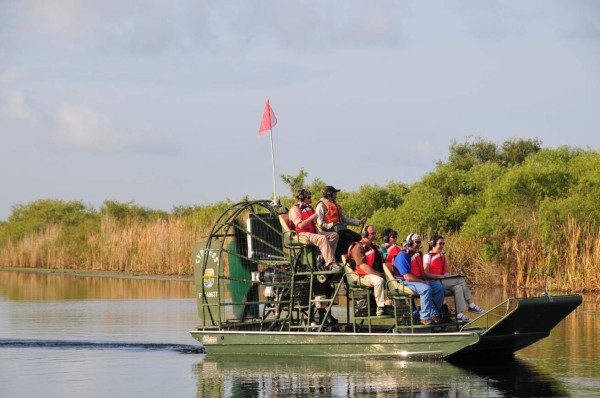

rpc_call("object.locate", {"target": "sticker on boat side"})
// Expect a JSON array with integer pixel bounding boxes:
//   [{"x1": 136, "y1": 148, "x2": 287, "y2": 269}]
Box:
[
  {"x1": 203, "y1": 268, "x2": 215, "y2": 288},
  {"x1": 202, "y1": 335, "x2": 218, "y2": 345},
  {"x1": 196, "y1": 249, "x2": 219, "y2": 265}
]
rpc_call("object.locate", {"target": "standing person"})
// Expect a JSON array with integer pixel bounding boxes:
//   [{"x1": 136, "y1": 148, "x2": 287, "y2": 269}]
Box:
[
  {"x1": 393, "y1": 233, "x2": 445, "y2": 325},
  {"x1": 288, "y1": 188, "x2": 340, "y2": 270},
  {"x1": 348, "y1": 226, "x2": 387, "y2": 317},
  {"x1": 423, "y1": 234, "x2": 484, "y2": 323},
  {"x1": 316, "y1": 185, "x2": 366, "y2": 260}
]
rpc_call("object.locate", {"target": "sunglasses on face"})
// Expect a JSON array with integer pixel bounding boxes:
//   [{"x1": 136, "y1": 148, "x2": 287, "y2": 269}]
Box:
[
  {"x1": 306, "y1": 196, "x2": 312, "y2": 199},
  {"x1": 369, "y1": 232, "x2": 377, "y2": 236},
  {"x1": 437, "y1": 242, "x2": 445, "y2": 246},
  {"x1": 390, "y1": 235, "x2": 397, "y2": 239},
  {"x1": 414, "y1": 240, "x2": 422, "y2": 245}
]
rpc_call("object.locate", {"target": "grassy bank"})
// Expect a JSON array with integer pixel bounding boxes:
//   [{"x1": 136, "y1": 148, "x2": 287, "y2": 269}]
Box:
[
  {"x1": 0, "y1": 215, "x2": 202, "y2": 275},
  {"x1": 1, "y1": 212, "x2": 598, "y2": 292}
]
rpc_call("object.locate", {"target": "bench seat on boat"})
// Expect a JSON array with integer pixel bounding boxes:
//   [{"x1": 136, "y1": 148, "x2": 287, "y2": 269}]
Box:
[
  {"x1": 342, "y1": 258, "x2": 382, "y2": 332},
  {"x1": 278, "y1": 214, "x2": 310, "y2": 248},
  {"x1": 382, "y1": 266, "x2": 457, "y2": 331}
]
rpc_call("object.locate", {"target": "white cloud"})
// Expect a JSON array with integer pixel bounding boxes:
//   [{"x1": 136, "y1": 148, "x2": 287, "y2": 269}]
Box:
[
  {"x1": 0, "y1": 67, "x2": 21, "y2": 84},
  {"x1": 0, "y1": 91, "x2": 36, "y2": 121},
  {"x1": 410, "y1": 141, "x2": 433, "y2": 155},
  {"x1": 56, "y1": 105, "x2": 119, "y2": 151}
]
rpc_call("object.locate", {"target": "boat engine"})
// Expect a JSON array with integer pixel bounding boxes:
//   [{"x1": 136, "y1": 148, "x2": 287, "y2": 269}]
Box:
[{"x1": 260, "y1": 267, "x2": 292, "y2": 302}]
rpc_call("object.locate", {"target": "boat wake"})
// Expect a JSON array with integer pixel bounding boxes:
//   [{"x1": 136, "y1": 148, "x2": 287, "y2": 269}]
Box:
[{"x1": 0, "y1": 338, "x2": 205, "y2": 354}]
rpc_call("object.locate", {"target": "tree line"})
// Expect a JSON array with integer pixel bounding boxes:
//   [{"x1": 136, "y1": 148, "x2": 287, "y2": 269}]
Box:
[{"x1": 1, "y1": 137, "x2": 598, "y2": 291}]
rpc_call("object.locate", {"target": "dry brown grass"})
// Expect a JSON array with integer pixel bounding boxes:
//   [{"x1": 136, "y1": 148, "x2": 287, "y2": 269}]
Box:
[
  {"x1": 86, "y1": 215, "x2": 202, "y2": 275},
  {"x1": 1, "y1": 215, "x2": 599, "y2": 291},
  {"x1": 499, "y1": 217, "x2": 600, "y2": 292},
  {"x1": 444, "y1": 232, "x2": 498, "y2": 286},
  {"x1": 0, "y1": 224, "x2": 66, "y2": 268},
  {"x1": 0, "y1": 216, "x2": 203, "y2": 275}
]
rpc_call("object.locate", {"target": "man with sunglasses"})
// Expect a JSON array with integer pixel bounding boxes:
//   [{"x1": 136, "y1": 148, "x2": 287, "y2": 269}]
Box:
[
  {"x1": 348, "y1": 226, "x2": 387, "y2": 317},
  {"x1": 393, "y1": 233, "x2": 445, "y2": 325}
]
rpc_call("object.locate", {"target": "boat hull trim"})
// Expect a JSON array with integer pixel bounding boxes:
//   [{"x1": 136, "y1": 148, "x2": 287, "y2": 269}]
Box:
[{"x1": 190, "y1": 330, "x2": 480, "y2": 359}]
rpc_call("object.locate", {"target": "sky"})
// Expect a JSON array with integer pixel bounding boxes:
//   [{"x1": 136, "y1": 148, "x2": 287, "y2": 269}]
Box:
[{"x1": 1, "y1": 1, "x2": 599, "y2": 221}]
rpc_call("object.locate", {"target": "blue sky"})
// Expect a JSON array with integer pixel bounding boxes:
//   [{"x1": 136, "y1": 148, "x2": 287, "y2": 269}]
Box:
[{"x1": 1, "y1": 1, "x2": 598, "y2": 220}]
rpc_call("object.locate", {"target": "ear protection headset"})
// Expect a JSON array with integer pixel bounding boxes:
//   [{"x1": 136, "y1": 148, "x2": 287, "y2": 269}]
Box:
[
  {"x1": 429, "y1": 234, "x2": 444, "y2": 250},
  {"x1": 297, "y1": 189, "x2": 309, "y2": 201},
  {"x1": 428, "y1": 236, "x2": 437, "y2": 248},
  {"x1": 406, "y1": 233, "x2": 415, "y2": 247},
  {"x1": 362, "y1": 225, "x2": 372, "y2": 238},
  {"x1": 381, "y1": 227, "x2": 390, "y2": 243}
]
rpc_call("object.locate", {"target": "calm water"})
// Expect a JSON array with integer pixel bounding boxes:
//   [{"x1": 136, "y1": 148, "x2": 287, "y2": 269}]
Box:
[{"x1": 0, "y1": 269, "x2": 598, "y2": 398}]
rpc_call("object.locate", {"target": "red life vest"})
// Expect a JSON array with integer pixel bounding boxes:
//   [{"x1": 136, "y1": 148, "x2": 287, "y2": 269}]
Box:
[
  {"x1": 425, "y1": 251, "x2": 448, "y2": 275},
  {"x1": 348, "y1": 242, "x2": 383, "y2": 276},
  {"x1": 385, "y1": 244, "x2": 401, "y2": 264},
  {"x1": 295, "y1": 204, "x2": 316, "y2": 233},
  {"x1": 317, "y1": 199, "x2": 343, "y2": 223},
  {"x1": 409, "y1": 251, "x2": 426, "y2": 279}
]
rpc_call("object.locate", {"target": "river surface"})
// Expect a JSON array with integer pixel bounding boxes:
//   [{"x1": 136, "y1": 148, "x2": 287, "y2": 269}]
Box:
[{"x1": 0, "y1": 269, "x2": 598, "y2": 397}]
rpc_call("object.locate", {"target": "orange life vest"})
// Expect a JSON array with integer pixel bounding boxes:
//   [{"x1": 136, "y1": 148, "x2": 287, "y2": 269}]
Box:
[{"x1": 318, "y1": 199, "x2": 343, "y2": 224}]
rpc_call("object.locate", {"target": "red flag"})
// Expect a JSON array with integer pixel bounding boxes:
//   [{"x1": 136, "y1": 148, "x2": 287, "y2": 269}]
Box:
[{"x1": 258, "y1": 99, "x2": 277, "y2": 136}]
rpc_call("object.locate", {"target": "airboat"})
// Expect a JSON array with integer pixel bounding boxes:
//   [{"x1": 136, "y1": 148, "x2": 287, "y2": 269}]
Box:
[{"x1": 190, "y1": 200, "x2": 582, "y2": 359}]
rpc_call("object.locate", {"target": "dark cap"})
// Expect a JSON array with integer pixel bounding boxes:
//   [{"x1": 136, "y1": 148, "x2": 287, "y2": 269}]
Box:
[{"x1": 323, "y1": 185, "x2": 341, "y2": 197}]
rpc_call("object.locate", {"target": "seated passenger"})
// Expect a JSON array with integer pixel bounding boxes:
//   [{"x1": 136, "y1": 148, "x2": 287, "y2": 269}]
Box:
[
  {"x1": 348, "y1": 226, "x2": 386, "y2": 317},
  {"x1": 423, "y1": 234, "x2": 484, "y2": 323},
  {"x1": 381, "y1": 228, "x2": 401, "y2": 266},
  {"x1": 316, "y1": 185, "x2": 366, "y2": 260},
  {"x1": 393, "y1": 233, "x2": 445, "y2": 325},
  {"x1": 288, "y1": 188, "x2": 340, "y2": 270}
]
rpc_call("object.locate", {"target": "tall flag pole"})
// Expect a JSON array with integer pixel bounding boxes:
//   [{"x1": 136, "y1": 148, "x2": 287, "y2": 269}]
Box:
[{"x1": 258, "y1": 99, "x2": 279, "y2": 204}]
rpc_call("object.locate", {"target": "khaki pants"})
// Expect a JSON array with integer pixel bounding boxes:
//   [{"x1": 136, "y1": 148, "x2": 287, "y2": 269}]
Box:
[
  {"x1": 298, "y1": 232, "x2": 339, "y2": 265},
  {"x1": 441, "y1": 277, "x2": 473, "y2": 314},
  {"x1": 362, "y1": 274, "x2": 386, "y2": 308}
]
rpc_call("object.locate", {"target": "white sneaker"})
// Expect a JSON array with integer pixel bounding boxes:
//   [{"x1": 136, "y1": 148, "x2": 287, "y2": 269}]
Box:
[
  {"x1": 376, "y1": 307, "x2": 385, "y2": 316},
  {"x1": 329, "y1": 263, "x2": 343, "y2": 272},
  {"x1": 457, "y1": 313, "x2": 471, "y2": 323},
  {"x1": 468, "y1": 304, "x2": 485, "y2": 314}
]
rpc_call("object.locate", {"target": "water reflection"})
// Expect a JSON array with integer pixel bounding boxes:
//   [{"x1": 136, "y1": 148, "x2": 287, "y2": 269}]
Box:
[
  {"x1": 193, "y1": 355, "x2": 568, "y2": 397},
  {"x1": 0, "y1": 269, "x2": 192, "y2": 300},
  {"x1": 1, "y1": 269, "x2": 597, "y2": 397},
  {"x1": 452, "y1": 358, "x2": 569, "y2": 397},
  {"x1": 0, "y1": 338, "x2": 203, "y2": 353}
]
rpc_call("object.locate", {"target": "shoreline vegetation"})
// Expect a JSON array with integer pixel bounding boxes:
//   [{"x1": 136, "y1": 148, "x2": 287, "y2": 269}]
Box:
[{"x1": 1, "y1": 138, "x2": 599, "y2": 292}]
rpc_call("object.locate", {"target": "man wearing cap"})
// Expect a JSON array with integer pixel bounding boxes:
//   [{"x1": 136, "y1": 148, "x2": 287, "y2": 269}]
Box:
[
  {"x1": 315, "y1": 185, "x2": 367, "y2": 260},
  {"x1": 393, "y1": 233, "x2": 445, "y2": 325}
]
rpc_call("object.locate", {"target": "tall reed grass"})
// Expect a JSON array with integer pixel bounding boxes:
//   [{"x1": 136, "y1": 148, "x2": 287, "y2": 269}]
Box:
[
  {"x1": 0, "y1": 215, "x2": 204, "y2": 275},
  {"x1": 498, "y1": 217, "x2": 600, "y2": 292},
  {"x1": 1, "y1": 215, "x2": 598, "y2": 291}
]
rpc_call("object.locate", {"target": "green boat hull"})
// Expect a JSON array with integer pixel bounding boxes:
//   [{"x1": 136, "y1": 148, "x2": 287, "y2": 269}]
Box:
[{"x1": 190, "y1": 330, "x2": 479, "y2": 359}]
